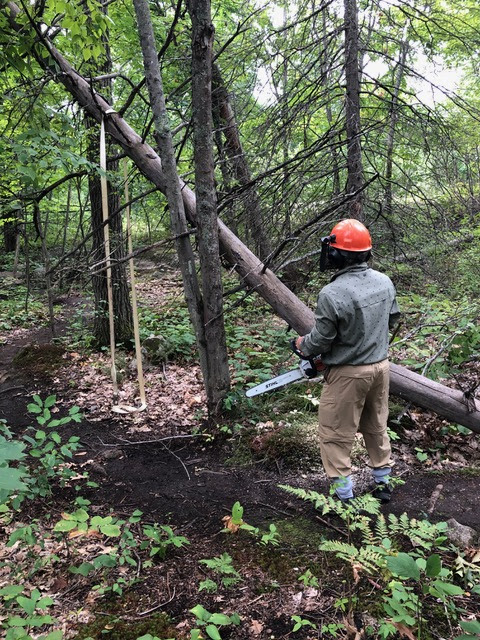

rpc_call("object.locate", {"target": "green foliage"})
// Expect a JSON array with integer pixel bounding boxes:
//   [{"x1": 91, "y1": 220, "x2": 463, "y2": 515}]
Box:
[
  {"x1": 280, "y1": 484, "x2": 470, "y2": 638},
  {"x1": 0, "y1": 284, "x2": 49, "y2": 332},
  {"x1": 139, "y1": 306, "x2": 196, "y2": 359},
  {"x1": 321, "y1": 622, "x2": 346, "y2": 638},
  {"x1": 0, "y1": 396, "x2": 84, "y2": 508},
  {"x1": 391, "y1": 295, "x2": 480, "y2": 379},
  {"x1": 0, "y1": 585, "x2": 61, "y2": 640},
  {"x1": 298, "y1": 568, "x2": 319, "y2": 587},
  {"x1": 141, "y1": 523, "x2": 190, "y2": 560},
  {"x1": 199, "y1": 553, "x2": 241, "y2": 590},
  {"x1": 222, "y1": 501, "x2": 280, "y2": 546},
  {"x1": 455, "y1": 619, "x2": 480, "y2": 640},
  {"x1": 50, "y1": 507, "x2": 189, "y2": 597},
  {"x1": 189, "y1": 605, "x2": 241, "y2": 640},
  {"x1": 291, "y1": 615, "x2": 316, "y2": 633}
]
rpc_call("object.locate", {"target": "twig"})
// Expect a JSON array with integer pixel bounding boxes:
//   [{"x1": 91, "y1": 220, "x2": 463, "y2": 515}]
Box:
[
  {"x1": 0, "y1": 386, "x2": 25, "y2": 394},
  {"x1": 161, "y1": 442, "x2": 190, "y2": 481},
  {"x1": 136, "y1": 587, "x2": 176, "y2": 617},
  {"x1": 109, "y1": 434, "x2": 204, "y2": 447},
  {"x1": 315, "y1": 515, "x2": 348, "y2": 538},
  {"x1": 247, "y1": 501, "x2": 295, "y2": 518}
]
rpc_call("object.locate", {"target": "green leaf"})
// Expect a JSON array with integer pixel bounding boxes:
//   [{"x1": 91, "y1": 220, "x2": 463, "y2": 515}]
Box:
[
  {"x1": 459, "y1": 620, "x2": 480, "y2": 634},
  {"x1": 205, "y1": 625, "x2": 222, "y2": 640},
  {"x1": 40, "y1": 631, "x2": 63, "y2": 640},
  {"x1": 72, "y1": 508, "x2": 89, "y2": 522},
  {"x1": 231, "y1": 501, "x2": 243, "y2": 524},
  {"x1": 44, "y1": 395, "x2": 56, "y2": 408},
  {"x1": 53, "y1": 520, "x2": 77, "y2": 532},
  {"x1": 69, "y1": 562, "x2": 95, "y2": 576},
  {"x1": 0, "y1": 467, "x2": 27, "y2": 492},
  {"x1": 190, "y1": 604, "x2": 211, "y2": 622},
  {"x1": 386, "y1": 553, "x2": 420, "y2": 580},
  {"x1": 425, "y1": 554, "x2": 442, "y2": 577},
  {"x1": 0, "y1": 438, "x2": 26, "y2": 463},
  {"x1": 6, "y1": 615, "x2": 29, "y2": 627},
  {"x1": 208, "y1": 613, "x2": 232, "y2": 626},
  {"x1": 0, "y1": 585, "x2": 24, "y2": 599},
  {"x1": 99, "y1": 524, "x2": 121, "y2": 537},
  {"x1": 92, "y1": 554, "x2": 117, "y2": 568},
  {"x1": 431, "y1": 580, "x2": 464, "y2": 596},
  {"x1": 37, "y1": 596, "x2": 54, "y2": 609},
  {"x1": 27, "y1": 404, "x2": 42, "y2": 414}
]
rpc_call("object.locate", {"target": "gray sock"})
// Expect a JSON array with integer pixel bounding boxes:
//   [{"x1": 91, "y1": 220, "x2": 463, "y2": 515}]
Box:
[
  {"x1": 331, "y1": 475, "x2": 354, "y2": 500},
  {"x1": 372, "y1": 467, "x2": 391, "y2": 485}
]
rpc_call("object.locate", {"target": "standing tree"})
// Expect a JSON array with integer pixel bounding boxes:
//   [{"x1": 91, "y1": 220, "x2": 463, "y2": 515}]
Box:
[
  {"x1": 187, "y1": 0, "x2": 231, "y2": 414},
  {"x1": 132, "y1": 0, "x2": 230, "y2": 417},
  {"x1": 343, "y1": 0, "x2": 364, "y2": 220},
  {"x1": 85, "y1": 3, "x2": 133, "y2": 347}
]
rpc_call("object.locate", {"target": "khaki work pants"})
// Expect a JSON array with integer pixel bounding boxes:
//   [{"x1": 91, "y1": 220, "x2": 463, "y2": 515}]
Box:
[{"x1": 318, "y1": 359, "x2": 393, "y2": 478}]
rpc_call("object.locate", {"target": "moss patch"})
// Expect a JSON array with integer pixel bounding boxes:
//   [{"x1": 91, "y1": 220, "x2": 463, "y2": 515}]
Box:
[
  {"x1": 73, "y1": 612, "x2": 175, "y2": 639},
  {"x1": 255, "y1": 423, "x2": 322, "y2": 470}
]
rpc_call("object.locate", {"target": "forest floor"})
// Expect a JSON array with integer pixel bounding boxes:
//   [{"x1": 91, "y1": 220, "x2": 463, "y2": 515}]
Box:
[{"x1": 0, "y1": 268, "x2": 479, "y2": 640}]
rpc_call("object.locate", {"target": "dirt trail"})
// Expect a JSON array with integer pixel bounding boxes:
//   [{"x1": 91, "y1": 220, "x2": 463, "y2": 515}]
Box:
[{"x1": 1, "y1": 308, "x2": 479, "y2": 530}]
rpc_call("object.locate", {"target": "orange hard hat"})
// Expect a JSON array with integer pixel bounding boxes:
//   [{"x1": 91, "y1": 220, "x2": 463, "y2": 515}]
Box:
[{"x1": 329, "y1": 219, "x2": 372, "y2": 252}]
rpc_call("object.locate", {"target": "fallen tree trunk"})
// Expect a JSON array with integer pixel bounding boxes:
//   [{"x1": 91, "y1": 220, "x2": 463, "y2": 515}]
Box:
[{"x1": 4, "y1": 1, "x2": 479, "y2": 433}]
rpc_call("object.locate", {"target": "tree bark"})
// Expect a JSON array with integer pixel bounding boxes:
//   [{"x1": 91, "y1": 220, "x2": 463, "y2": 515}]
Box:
[
  {"x1": 87, "y1": 124, "x2": 134, "y2": 347},
  {"x1": 4, "y1": 0, "x2": 479, "y2": 431},
  {"x1": 3, "y1": 217, "x2": 18, "y2": 252},
  {"x1": 383, "y1": 22, "x2": 409, "y2": 220},
  {"x1": 343, "y1": 0, "x2": 363, "y2": 220},
  {"x1": 131, "y1": 0, "x2": 210, "y2": 393},
  {"x1": 188, "y1": 0, "x2": 230, "y2": 415}
]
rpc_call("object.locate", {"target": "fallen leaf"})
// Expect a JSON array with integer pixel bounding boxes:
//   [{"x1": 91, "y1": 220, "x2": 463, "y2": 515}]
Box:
[
  {"x1": 51, "y1": 576, "x2": 69, "y2": 592},
  {"x1": 250, "y1": 619, "x2": 264, "y2": 635},
  {"x1": 68, "y1": 530, "x2": 85, "y2": 539},
  {"x1": 222, "y1": 515, "x2": 241, "y2": 533},
  {"x1": 352, "y1": 562, "x2": 362, "y2": 583},
  {"x1": 393, "y1": 622, "x2": 417, "y2": 640}
]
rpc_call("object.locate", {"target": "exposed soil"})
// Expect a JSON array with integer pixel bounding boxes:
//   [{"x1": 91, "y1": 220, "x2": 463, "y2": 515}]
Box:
[{"x1": 1, "y1": 296, "x2": 479, "y2": 639}]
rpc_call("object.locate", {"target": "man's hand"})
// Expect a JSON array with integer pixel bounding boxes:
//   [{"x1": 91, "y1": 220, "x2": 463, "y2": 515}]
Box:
[{"x1": 290, "y1": 337, "x2": 305, "y2": 358}]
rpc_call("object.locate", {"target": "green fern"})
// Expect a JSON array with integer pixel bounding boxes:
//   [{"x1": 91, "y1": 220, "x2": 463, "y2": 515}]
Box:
[
  {"x1": 374, "y1": 514, "x2": 389, "y2": 543},
  {"x1": 319, "y1": 540, "x2": 385, "y2": 575}
]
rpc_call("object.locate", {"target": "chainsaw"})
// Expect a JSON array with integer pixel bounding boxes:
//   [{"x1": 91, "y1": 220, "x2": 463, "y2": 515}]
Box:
[{"x1": 245, "y1": 341, "x2": 326, "y2": 398}]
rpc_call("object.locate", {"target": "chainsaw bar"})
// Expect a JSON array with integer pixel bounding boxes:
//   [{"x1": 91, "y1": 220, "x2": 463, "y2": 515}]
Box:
[{"x1": 245, "y1": 367, "x2": 304, "y2": 397}]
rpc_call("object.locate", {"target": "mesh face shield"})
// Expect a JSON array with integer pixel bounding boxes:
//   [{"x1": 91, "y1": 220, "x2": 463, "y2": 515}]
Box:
[{"x1": 320, "y1": 234, "x2": 336, "y2": 272}]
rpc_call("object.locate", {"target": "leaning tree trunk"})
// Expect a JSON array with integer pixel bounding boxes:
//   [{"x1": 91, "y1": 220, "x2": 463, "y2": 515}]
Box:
[
  {"x1": 188, "y1": 0, "x2": 231, "y2": 415},
  {"x1": 4, "y1": 0, "x2": 480, "y2": 432},
  {"x1": 343, "y1": 0, "x2": 364, "y2": 221}
]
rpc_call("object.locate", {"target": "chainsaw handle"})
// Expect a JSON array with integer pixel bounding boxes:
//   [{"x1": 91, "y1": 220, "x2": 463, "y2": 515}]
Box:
[
  {"x1": 290, "y1": 338, "x2": 310, "y2": 360},
  {"x1": 290, "y1": 340, "x2": 326, "y2": 378}
]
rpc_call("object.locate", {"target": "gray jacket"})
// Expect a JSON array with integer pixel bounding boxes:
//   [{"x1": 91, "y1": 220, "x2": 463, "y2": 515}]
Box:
[{"x1": 301, "y1": 263, "x2": 401, "y2": 366}]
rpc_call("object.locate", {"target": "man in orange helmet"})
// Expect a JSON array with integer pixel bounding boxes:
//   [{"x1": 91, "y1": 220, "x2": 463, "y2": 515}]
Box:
[{"x1": 294, "y1": 219, "x2": 401, "y2": 503}]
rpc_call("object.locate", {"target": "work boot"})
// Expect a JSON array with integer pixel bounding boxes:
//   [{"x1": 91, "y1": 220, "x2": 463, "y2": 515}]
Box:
[{"x1": 371, "y1": 482, "x2": 392, "y2": 503}]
